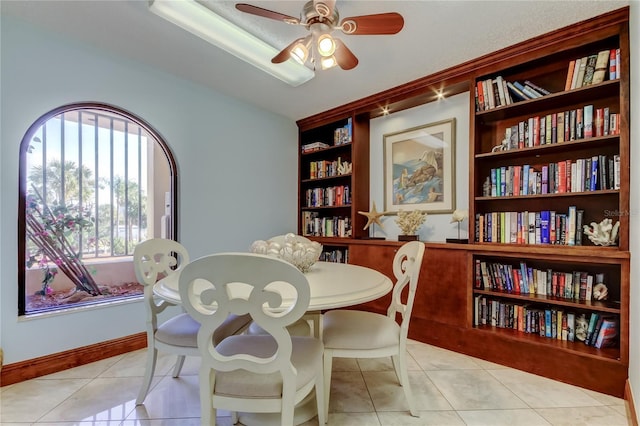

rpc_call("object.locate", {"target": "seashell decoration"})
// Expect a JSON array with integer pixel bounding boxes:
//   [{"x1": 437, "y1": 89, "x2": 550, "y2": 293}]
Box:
[
  {"x1": 450, "y1": 209, "x2": 468, "y2": 224},
  {"x1": 592, "y1": 283, "x2": 609, "y2": 301},
  {"x1": 250, "y1": 233, "x2": 322, "y2": 273},
  {"x1": 583, "y1": 218, "x2": 620, "y2": 246}
]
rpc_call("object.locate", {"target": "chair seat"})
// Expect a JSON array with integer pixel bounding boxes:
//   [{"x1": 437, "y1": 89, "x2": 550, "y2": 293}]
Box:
[
  {"x1": 246, "y1": 318, "x2": 311, "y2": 336},
  {"x1": 323, "y1": 310, "x2": 400, "y2": 350},
  {"x1": 155, "y1": 313, "x2": 199, "y2": 347},
  {"x1": 213, "y1": 335, "x2": 323, "y2": 398},
  {"x1": 156, "y1": 313, "x2": 251, "y2": 348}
]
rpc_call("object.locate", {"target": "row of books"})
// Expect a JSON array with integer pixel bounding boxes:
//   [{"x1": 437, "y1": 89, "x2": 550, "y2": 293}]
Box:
[
  {"x1": 301, "y1": 141, "x2": 330, "y2": 153},
  {"x1": 474, "y1": 296, "x2": 618, "y2": 348},
  {"x1": 334, "y1": 117, "x2": 352, "y2": 145},
  {"x1": 497, "y1": 106, "x2": 620, "y2": 152},
  {"x1": 474, "y1": 258, "x2": 605, "y2": 301},
  {"x1": 484, "y1": 155, "x2": 621, "y2": 197},
  {"x1": 308, "y1": 159, "x2": 350, "y2": 180},
  {"x1": 301, "y1": 212, "x2": 352, "y2": 238},
  {"x1": 564, "y1": 49, "x2": 620, "y2": 91},
  {"x1": 319, "y1": 248, "x2": 348, "y2": 263},
  {"x1": 475, "y1": 77, "x2": 551, "y2": 111},
  {"x1": 475, "y1": 207, "x2": 586, "y2": 246},
  {"x1": 304, "y1": 185, "x2": 350, "y2": 208}
]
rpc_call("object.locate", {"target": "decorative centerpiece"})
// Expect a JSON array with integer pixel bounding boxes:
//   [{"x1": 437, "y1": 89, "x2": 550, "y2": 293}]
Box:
[
  {"x1": 395, "y1": 210, "x2": 427, "y2": 241},
  {"x1": 583, "y1": 218, "x2": 620, "y2": 246},
  {"x1": 446, "y1": 209, "x2": 469, "y2": 244},
  {"x1": 250, "y1": 233, "x2": 322, "y2": 273},
  {"x1": 337, "y1": 159, "x2": 352, "y2": 175},
  {"x1": 357, "y1": 201, "x2": 389, "y2": 240}
]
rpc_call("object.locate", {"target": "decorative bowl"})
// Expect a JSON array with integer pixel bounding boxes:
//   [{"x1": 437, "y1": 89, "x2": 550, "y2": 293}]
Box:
[{"x1": 250, "y1": 233, "x2": 323, "y2": 273}]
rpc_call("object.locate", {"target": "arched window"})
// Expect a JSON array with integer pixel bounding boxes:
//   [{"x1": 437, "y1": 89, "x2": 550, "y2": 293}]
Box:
[{"x1": 18, "y1": 103, "x2": 177, "y2": 316}]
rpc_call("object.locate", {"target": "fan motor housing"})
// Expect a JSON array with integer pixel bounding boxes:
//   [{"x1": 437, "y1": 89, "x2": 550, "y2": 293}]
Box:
[{"x1": 303, "y1": 1, "x2": 339, "y2": 27}]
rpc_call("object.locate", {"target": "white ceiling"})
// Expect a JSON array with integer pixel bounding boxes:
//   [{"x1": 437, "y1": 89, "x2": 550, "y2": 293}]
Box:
[{"x1": 1, "y1": 0, "x2": 629, "y2": 121}]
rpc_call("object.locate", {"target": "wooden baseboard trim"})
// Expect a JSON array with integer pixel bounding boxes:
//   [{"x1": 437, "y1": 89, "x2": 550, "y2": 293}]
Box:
[
  {"x1": 0, "y1": 332, "x2": 146, "y2": 387},
  {"x1": 626, "y1": 379, "x2": 638, "y2": 426}
]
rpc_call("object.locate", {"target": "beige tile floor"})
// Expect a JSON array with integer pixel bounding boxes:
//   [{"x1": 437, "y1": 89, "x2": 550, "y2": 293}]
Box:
[{"x1": 0, "y1": 339, "x2": 629, "y2": 425}]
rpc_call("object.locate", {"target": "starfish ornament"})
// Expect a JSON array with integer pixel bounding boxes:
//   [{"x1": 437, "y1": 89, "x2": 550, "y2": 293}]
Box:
[{"x1": 358, "y1": 201, "x2": 390, "y2": 231}]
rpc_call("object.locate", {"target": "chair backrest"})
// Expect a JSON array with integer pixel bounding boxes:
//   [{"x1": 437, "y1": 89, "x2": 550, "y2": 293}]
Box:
[
  {"x1": 388, "y1": 241, "x2": 425, "y2": 334},
  {"x1": 178, "y1": 252, "x2": 310, "y2": 376},
  {"x1": 134, "y1": 238, "x2": 190, "y2": 329},
  {"x1": 134, "y1": 238, "x2": 190, "y2": 287}
]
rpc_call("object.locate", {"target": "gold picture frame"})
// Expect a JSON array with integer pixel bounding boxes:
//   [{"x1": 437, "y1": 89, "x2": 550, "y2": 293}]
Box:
[{"x1": 384, "y1": 118, "x2": 456, "y2": 214}]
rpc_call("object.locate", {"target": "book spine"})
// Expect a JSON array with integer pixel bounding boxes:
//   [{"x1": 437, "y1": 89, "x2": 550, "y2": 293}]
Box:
[
  {"x1": 583, "y1": 105, "x2": 593, "y2": 138},
  {"x1": 565, "y1": 60, "x2": 576, "y2": 90}
]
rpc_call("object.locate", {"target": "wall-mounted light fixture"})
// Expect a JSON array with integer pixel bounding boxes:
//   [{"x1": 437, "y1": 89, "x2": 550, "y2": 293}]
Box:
[{"x1": 149, "y1": 0, "x2": 315, "y2": 86}]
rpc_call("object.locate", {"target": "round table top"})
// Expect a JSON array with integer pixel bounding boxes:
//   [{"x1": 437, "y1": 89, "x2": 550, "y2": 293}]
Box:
[{"x1": 153, "y1": 261, "x2": 393, "y2": 311}]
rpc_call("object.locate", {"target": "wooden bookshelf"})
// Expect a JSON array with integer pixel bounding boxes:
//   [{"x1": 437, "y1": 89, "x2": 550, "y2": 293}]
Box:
[
  {"x1": 297, "y1": 113, "x2": 370, "y2": 241},
  {"x1": 468, "y1": 9, "x2": 629, "y2": 396},
  {"x1": 296, "y1": 7, "x2": 630, "y2": 397}
]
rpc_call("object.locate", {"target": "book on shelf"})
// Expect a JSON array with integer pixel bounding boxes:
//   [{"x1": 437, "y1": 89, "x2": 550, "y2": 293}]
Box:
[
  {"x1": 583, "y1": 105, "x2": 594, "y2": 138},
  {"x1": 571, "y1": 58, "x2": 586, "y2": 89},
  {"x1": 613, "y1": 154, "x2": 621, "y2": 190},
  {"x1": 590, "y1": 156, "x2": 599, "y2": 191},
  {"x1": 506, "y1": 81, "x2": 529, "y2": 102},
  {"x1": 609, "y1": 49, "x2": 617, "y2": 79},
  {"x1": 584, "y1": 313, "x2": 600, "y2": 346},
  {"x1": 476, "y1": 81, "x2": 485, "y2": 111},
  {"x1": 302, "y1": 141, "x2": 330, "y2": 153},
  {"x1": 567, "y1": 312, "x2": 576, "y2": 342},
  {"x1": 592, "y1": 49, "x2": 612, "y2": 84},
  {"x1": 565, "y1": 48, "x2": 619, "y2": 89},
  {"x1": 514, "y1": 81, "x2": 541, "y2": 99},
  {"x1": 564, "y1": 60, "x2": 576, "y2": 90},
  {"x1": 524, "y1": 80, "x2": 551, "y2": 96},
  {"x1": 581, "y1": 54, "x2": 598, "y2": 86},
  {"x1": 594, "y1": 317, "x2": 619, "y2": 349},
  {"x1": 572, "y1": 57, "x2": 588, "y2": 89}
]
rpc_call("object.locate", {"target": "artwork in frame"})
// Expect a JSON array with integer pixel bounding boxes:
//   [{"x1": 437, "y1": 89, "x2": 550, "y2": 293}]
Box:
[{"x1": 384, "y1": 118, "x2": 456, "y2": 214}]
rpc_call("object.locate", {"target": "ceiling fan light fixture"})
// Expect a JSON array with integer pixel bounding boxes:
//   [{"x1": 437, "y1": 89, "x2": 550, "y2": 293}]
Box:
[
  {"x1": 317, "y1": 33, "x2": 336, "y2": 56},
  {"x1": 149, "y1": 0, "x2": 314, "y2": 86},
  {"x1": 291, "y1": 36, "x2": 312, "y2": 64},
  {"x1": 320, "y1": 55, "x2": 337, "y2": 70}
]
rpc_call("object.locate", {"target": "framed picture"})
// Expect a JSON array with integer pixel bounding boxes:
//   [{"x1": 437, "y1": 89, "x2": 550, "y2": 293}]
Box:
[{"x1": 384, "y1": 118, "x2": 456, "y2": 214}]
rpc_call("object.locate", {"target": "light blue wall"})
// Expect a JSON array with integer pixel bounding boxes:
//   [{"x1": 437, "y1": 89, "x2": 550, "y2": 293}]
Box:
[
  {"x1": 369, "y1": 92, "x2": 470, "y2": 241},
  {"x1": 0, "y1": 17, "x2": 298, "y2": 364}
]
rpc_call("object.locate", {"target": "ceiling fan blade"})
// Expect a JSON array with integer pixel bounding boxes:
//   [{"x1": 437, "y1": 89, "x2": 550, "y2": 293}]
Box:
[
  {"x1": 340, "y1": 12, "x2": 404, "y2": 35},
  {"x1": 333, "y1": 39, "x2": 358, "y2": 70},
  {"x1": 235, "y1": 3, "x2": 301, "y2": 25},
  {"x1": 313, "y1": 0, "x2": 336, "y2": 18},
  {"x1": 271, "y1": 37, "x2": 306, "y2": 64}
]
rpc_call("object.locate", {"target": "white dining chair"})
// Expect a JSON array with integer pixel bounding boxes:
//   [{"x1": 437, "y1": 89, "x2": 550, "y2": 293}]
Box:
[
  {"x1": 179, "y1": 252, "x2": 326, "y2": 426},
  {"x1": 134, "y1": 239, "x2": 251, "y2": 405},
  {"x1": 321, "y1": 240, "x2": 425, "y2": 418}
]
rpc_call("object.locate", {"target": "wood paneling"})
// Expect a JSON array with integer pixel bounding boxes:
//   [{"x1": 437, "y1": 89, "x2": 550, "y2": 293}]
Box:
[{"x1": 1, "y1": 332, "x2": 146, "y2": 386}]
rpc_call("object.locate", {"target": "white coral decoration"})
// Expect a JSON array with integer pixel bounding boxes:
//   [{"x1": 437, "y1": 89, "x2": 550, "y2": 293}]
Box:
[
  {"x1": 250, "y1": 233, "x2": 322, "y2": 273},
  {"x1": 337, "y1": 160, "x2": 352, "y2": 175},
  {"x1": 395, "y1": 210, "x2": 428, "y2": 235},
  {"x1": 583, "y1": 218, "x2": 620, "y2": 246}
]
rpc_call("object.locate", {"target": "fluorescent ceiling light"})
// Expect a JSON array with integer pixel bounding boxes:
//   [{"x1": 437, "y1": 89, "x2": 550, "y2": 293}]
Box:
[{"x1": 149, "y1": 0, "x2": 315, "y2": 87}]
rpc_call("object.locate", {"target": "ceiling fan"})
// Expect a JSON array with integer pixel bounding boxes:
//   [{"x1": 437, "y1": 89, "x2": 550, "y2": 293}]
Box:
[{"x1": 235, "y1": 0, "x2": 404, "y2": 71}]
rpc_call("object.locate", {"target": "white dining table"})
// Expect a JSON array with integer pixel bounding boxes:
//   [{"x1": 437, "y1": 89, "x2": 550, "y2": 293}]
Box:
[
  {"x1": 154, "y1": 260, "x2": 392, "y2": 312},
  {"x1": 153, "y1": 260, "x2": 393, "y2": 426}
]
